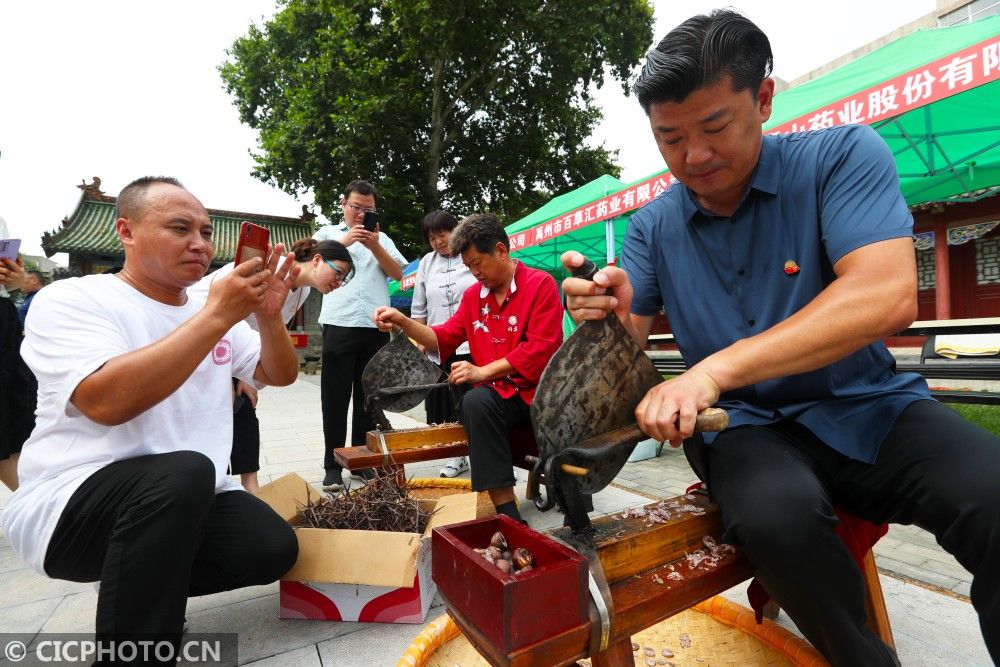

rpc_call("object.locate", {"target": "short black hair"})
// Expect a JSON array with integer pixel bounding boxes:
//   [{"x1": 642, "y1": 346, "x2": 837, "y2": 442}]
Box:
[
  {"x1": 420, "y1": 210, "x2": 459, "y2": 244},
  {"x1": 633, "y1": 9, "x2": 773, "y2": 113},
  {"x1": 449, "y1": 213, "x2": 509, "y2": 256},
  {"x1": 116, "y1": 176, "x2": 185, "y2": 220},
  {"x1": 343, "y1": 179, "x2": 378, "y2": 204}
]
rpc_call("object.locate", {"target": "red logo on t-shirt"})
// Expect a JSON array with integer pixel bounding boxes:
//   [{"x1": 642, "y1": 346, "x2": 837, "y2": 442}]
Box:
[{"x1": 213, "y1": 339, "x2": 233, "y2": 365}]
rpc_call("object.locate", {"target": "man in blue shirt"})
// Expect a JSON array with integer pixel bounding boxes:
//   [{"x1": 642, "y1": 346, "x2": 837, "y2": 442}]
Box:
[{"x1": 563, "y1": 9, "x2": 1000, "y2": 666}]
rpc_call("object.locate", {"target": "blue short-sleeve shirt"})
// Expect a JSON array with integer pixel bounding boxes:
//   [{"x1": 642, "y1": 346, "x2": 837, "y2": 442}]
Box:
[{"x1": 622, "y1": 124, "x2": 930, "y2": 463}]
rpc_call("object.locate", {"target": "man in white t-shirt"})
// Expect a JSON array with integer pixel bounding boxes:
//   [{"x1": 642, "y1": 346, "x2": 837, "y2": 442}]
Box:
[
  {"x1": 313, "y1": 179, "x2": 406, "y2": 487},
  {"x1": 4, "y1": 177, "x2": 301, "y2": 656}
]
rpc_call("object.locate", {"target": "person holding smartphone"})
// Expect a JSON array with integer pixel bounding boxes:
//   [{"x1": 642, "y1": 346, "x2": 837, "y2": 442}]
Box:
[
  {"x1": 0, "y1": 214, "x2": 36, "y2": 492},
  {"x1": 189, "y1": 237, "x2": 354, "y2": 492},
  {"x1": 4, "y1": 177, "x2": 301, "y2": 655},
  {"x1": 313, "y1": 179, "x2": 407, "y2": 489}
]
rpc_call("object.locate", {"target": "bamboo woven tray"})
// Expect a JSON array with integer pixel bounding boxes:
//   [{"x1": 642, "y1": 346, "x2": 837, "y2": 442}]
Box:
[{"x1": 398, "y1": 596, "x2": 827, "y2": 667}]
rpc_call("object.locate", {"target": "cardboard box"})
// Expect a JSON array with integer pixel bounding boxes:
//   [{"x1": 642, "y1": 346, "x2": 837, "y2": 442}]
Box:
[
  {"x1": 432, "y1": 514, "x2": 589, "y2": 652},
  {"x1": 256, "y1": 473, "x2": 478, "y2": 623}
]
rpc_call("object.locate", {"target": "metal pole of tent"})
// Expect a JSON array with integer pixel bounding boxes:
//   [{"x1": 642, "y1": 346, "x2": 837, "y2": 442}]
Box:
[{"x1": 604, "y1": 217, "x2": 615, "y2": 265}]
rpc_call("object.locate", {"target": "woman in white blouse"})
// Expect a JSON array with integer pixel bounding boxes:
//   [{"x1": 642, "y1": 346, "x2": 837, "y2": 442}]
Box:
[{"x1": 411, "y1": 211, "x2": 479, "y2": 478}]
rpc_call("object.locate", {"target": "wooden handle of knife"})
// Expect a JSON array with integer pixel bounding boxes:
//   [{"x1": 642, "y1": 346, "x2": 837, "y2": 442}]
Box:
[
  {"x1": 570, "y1": 256, "x2": 599, "y2": 281},
  {"x1": 530, "y1": 409, "x2": 729, "y2": 479},
  {"x1": 695, "y1": 407, "x2": 729, "y2": 432}
]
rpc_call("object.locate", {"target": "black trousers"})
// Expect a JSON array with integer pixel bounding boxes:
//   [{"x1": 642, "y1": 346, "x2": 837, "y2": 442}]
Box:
[
  {"x1": 425, "y1": 353, "x2": 472, "y2": 424},
  {"x1": 0, "y1": 298, "x2": 35, "y2": 460},
  {"x1": 459, "y1": 386, "x2": 530, "y2": 492},
  {"x1": 684, "y1": 399, "x2": 1000, "y2": 666},
  {"x1": 230, "y1": 387, "x2": 260, "y2": 475},
  {"x1": 320, "y1": 325, "x2": 389, "y2": 472},
  {"x1": 44, "y1": 451, "x2": 298, "y2": 660}
]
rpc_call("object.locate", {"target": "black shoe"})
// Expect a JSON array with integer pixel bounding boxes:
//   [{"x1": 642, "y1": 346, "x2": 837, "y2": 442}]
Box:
[
  {"x1": 350, "y1": 468, "x2": 376, "y2": 481},
  {"x1": 323, "y1": 469, "x2": 343, "y2": 488}
]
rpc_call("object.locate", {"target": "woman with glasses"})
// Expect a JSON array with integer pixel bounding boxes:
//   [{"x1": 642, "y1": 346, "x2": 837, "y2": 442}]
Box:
[
  {"x1": 189, "y1": 237, "x2": 354, "y2": 491},
  {"x1": 411, "y1": 211, "x2": 479, "y2": 478}
]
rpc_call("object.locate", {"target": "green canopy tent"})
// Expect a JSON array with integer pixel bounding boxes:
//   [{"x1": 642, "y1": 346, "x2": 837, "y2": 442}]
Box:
[
  {"x1": 504, "y1": 174, "x2": 626, "y2": 274},
  {"x1": 764, "y1": 14, "x2": 1000, "y2": 204}
]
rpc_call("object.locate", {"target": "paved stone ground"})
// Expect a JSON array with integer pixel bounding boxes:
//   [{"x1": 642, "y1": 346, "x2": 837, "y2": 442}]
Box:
[{"x1": 0, "y1": 374, "x2": 991, "y2": 665}]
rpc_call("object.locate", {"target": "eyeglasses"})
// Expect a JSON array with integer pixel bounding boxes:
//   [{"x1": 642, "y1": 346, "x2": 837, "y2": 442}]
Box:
[
  {"x1": 325, "y1": 260, "x2": 351, "y2": 286},
  {"x1": 345, "y1": 202, "x2": 376, "y2": 215}
]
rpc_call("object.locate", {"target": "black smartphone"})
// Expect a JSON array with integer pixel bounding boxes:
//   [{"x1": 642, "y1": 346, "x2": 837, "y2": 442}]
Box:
[{"x1": 362, "y1": 211, "x2": 380, "y2": 232}]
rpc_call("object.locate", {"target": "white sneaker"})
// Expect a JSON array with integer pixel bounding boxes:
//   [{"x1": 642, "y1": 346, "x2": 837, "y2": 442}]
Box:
[{"x1": 439, "y1": 456, "x2": 470, "y2": 478}]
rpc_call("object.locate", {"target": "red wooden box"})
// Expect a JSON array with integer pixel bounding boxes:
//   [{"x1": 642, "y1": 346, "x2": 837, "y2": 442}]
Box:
[{"x1": 432, "y1": 515, "x2": 589, "y2": 653}]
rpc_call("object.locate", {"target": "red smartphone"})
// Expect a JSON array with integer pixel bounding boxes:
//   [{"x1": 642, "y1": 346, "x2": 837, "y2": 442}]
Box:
[{"x1": 235, "y1": 221, "x2": 270, "y2": 268}]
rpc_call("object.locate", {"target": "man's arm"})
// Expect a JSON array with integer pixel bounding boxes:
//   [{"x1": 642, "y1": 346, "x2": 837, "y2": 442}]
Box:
[
  {"x1": 562, "y1": 252, "x2": 654, "y2": 346},
  {"x1": 343, "y1": 226, "x2": 405, "y2": 281},
  {"x1": 366, "y1": 231, "x2": 405, "y2": 281},
  {"x1": 563, "y1": 238, "x2": 917, "y2": 444},
  {"x1": 373, "y1": 307, "x2": 439, "y2": 350},
  {"x1": 449, "y1": 358, "x2": 514, "y2": 385},
  {"x1": 639, "y1": 236, "x2": 915, "y2": 445},
  {"x1": 73, "y1": 307, "x2": 243, "y2": 426},
  {"x1": 252, "y1": 310, "x2": 300, "y2": 386},
  {"x1": 0, "y1": 257, "x2": 26, "y2": 292},
  {"x1": 699, "y1": 236, "x2": 916, "y2": 392},
  {"x1": 73, "y1": 260, "x2": 285, "y2": 426},
  {"x1": 252, "y1": 246, "x2": 301, "y2": 386}
]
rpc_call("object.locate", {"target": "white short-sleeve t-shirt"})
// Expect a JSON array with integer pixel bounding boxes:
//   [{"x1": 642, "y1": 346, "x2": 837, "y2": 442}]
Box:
[{"x1": 4, "y1": 274, "x2": 260, "y2": 574}]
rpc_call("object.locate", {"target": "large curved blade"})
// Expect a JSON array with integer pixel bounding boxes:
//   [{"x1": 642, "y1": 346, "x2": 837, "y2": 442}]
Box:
[
  {"x1": 530, "y1": 315, "x2": 663, "y2": 494},
  {"x1": 362, "y1": 334, "x2": 445, "y2": 412}
]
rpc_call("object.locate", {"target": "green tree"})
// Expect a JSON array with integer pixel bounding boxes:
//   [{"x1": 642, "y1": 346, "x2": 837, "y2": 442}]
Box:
[{"x1": 220, "y1": 0, "x2": 653, "y2": 256}]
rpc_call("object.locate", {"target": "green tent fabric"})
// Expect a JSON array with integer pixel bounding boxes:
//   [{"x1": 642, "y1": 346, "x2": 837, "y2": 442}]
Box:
[
  {"x1": 505, "y1": 174, "x2": 627, "y2": 275},
  {"x1": 765, "y1": 15, "x2": 1000, "y2": 204}
]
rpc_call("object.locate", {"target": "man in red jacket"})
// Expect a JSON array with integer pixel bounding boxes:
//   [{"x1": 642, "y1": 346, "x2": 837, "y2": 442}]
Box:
[{"x1": 374, "y1": 213, "x2": 563, "y2": 522}]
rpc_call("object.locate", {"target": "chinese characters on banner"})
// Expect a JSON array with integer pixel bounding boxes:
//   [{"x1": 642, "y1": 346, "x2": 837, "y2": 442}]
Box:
[
  {"x1": 508, "y1": 173, "x2": 675, "y2": 252},
  {"x1": 400, "y1": 273, "x2": 417, "y2": 290},
  {"x1": 768, "y1": 36, "x2": 1000, "y2": 134}
]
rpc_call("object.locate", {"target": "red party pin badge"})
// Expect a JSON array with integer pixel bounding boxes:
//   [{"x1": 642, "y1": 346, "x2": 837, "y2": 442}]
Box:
[{"x1": 783, "y1": 260, "x2": 800, "y2": 275}]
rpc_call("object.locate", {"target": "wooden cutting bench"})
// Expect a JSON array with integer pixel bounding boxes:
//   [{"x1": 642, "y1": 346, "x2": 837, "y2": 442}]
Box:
[
  {"x1": 333, "y1": 422, "x2": 540, "y2": 496},
  {"x1": 334, "y1": 423, "x2": 470, "y2": 472},
  {"x1": 335, "y1": 422, "x2": 893, "y2": 662}
]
